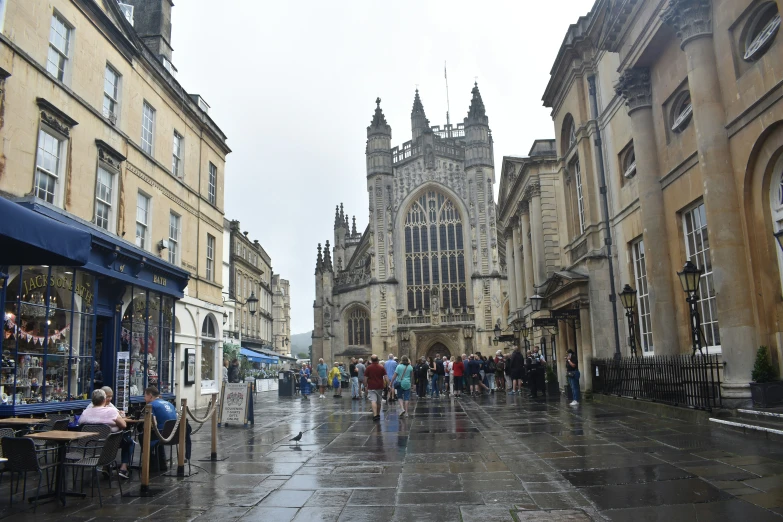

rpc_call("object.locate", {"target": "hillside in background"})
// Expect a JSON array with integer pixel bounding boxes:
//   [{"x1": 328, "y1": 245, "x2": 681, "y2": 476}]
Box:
[{"x1": 290, "y1": 331, "x2": 313, "y2": 358}]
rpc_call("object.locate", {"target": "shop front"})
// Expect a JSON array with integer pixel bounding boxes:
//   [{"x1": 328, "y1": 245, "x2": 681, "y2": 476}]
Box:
[{"x1": 0, "y1": 198, "x2": 188, "y2": 415}]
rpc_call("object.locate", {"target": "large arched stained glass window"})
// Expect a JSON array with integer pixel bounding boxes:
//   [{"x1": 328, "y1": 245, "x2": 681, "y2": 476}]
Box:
[
  {"x1": 346, "y1": 307, "x2": 370, "y2": 346},
  {"x1": 404, "y1": 190, "x2": 467, "y2": 312}
]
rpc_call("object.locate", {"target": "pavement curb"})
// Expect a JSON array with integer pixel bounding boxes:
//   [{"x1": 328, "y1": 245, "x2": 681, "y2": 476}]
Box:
[{"x1": 591, "y1": 393, "x2": 714, "y2": 425}]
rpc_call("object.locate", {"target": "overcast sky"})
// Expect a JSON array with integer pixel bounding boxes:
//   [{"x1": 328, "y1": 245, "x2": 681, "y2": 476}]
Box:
[{"x1": 172, "y1": 1, "x2": 592, "y2": 335}]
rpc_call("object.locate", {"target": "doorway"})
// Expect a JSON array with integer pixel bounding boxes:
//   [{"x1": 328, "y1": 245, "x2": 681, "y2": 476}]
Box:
[
  {"x1": 95, "y1": 315, "x2": 114, "y2": 392},
  {"x1": 426, "y1": 342, "x2": 451, "y2": 360}
]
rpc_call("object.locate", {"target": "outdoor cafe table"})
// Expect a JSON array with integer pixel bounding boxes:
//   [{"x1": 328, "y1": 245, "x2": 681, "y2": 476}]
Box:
[
  {"x1": 0, "y1": 418, "x2": 48, "y2": 427},
  {"x1": 26, "y1": 430, "x2": 99, "y2": 505}
]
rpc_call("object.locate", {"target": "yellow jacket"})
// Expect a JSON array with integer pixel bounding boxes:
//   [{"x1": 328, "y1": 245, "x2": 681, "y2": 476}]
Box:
[{"x1": 327, "y1": 367, "x2": 341, "y2": 384}]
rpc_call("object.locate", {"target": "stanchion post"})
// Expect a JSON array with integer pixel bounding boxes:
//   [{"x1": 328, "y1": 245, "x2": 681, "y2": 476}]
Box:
[
  {"x1": 211, "y1": 392, "x2": 218, "y2": 460},
  {"x1": 177, "y1": 398, "x2": 187, "y2": 477},
  {"x1": 140, "y1": 404, "x2": 152, "y2": 493}
]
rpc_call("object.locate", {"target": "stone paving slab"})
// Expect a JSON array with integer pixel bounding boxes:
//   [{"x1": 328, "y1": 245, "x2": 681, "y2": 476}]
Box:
[{"x1": 2, "y1": 391, "x2": 783, "y2": 520}]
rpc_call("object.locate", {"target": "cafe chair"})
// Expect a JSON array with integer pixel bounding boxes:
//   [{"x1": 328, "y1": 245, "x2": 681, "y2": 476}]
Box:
[
  {"x1": 157, "y1": 419, "x2": 191, "y2": 476},
  {"x1": 1, "y1": 437, "x2": 57, "y2": 512},
  {"x1": 66, "y1": 424, "x2": 111, "y2": 461},
  {"x1": 0, "y1": 428, "x2": 15, "y2": 489},
  {"x1": 65, "y1": 432, "x2": 123, "y2": 506}
]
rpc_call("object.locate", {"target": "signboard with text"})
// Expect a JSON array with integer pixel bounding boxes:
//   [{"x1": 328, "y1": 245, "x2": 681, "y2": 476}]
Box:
[{"x1": 218, "y1": 382, "x2": 251, "y2": 426}]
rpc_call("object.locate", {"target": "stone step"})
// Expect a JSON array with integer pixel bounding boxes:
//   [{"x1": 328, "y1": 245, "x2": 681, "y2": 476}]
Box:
[{"x1": 709, "y1": 415, "x2": 783, "y2": 441}]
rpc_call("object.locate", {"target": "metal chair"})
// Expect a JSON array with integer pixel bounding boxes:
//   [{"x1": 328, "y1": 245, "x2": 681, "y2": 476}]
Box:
[
  {"x1": 1, "y1": 437, "x2": 57, "y2": 512},
  {"x1": 66, "y1": 424, "x2": 110, "y2": 461},
  {"x1": 64, "y1": 432, "x2": 124, "y2": 506},
  {"x1": 0, "y1": 427, "x2": 15, "y2": 489}
]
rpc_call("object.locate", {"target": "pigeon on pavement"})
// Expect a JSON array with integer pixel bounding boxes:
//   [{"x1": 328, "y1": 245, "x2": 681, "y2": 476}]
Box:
[{"x1": 290, "y1": 432, "x2": 303, "y2": 444}]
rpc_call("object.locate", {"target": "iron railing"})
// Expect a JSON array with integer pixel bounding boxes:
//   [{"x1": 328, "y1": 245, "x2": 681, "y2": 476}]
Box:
[{"x1": 592, "y1": 354, "x2": 722, "y2": 411}]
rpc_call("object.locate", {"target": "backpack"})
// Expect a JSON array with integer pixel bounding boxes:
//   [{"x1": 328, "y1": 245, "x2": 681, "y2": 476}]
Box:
[
  {"x1": 486, "y1": 359, "x2": 496, "y2": 373},
  {"x1": 496, "y1": 360, "x2": 505, "y2": 372}
]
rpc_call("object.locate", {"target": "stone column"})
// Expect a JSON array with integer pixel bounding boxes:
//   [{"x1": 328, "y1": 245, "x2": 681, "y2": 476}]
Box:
[
  {"x1": 520, "y1": 204, "x2": 535, "y2": 302},
  {"x1": 528, "y1": 183, "x2": 547, "y2": 287},
  {"x1": 579, "y1": 306, "x2": 593, "y2": 393},
  {"x1": 511, "y1": 216, "x2": 526, "y2": 308},
  {"x1": 663, "y1": 0, "x2": 756, "y2": 405},
  {"x1": 616, "y1": 68, "x2": 680, "y2": 356},
  {"x1": 504, "y1": 230, "x2": 518, "y2": 314}
]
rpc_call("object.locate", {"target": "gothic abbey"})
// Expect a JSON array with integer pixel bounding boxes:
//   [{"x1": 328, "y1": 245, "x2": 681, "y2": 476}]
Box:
[{"x1": 313, "y1": 84, "x2": 506, "y2": 363}]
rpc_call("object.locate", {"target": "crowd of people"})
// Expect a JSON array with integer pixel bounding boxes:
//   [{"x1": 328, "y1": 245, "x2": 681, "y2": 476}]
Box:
[{"x1": 295, "y1": 344, "x2": 582, "y2": 414}]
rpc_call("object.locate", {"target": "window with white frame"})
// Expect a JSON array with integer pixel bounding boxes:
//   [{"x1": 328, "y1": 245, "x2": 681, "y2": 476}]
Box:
[
  {"x1": 683, "y1": 203, "x2": 721, "y2": 350},
  {"x1": 208, "y1": 162, "x2": 217, "y2": 205},
  {"x1": 632, "y1": 239, "x2": 653, "y2": 354},
  {"x1": 573, "y1": 159, "x2": 585, "y2": 235},
  {"x1": 168, "y1": 212, "x2": 180, "y2": 265},
  {"x1": 172, "y1": 131, "x2": 183, "y2": 178},
  {"x1": 94, "y1": 166, "x2": 116, "y2": 231},
  {"x1": 34, "y1": 129, "x2": 64, "y2": 205},
  {"x1": 206, "y1": 234, "x2": 215, "y2": 282},
  {"x1": 103, "y1": 65, "x2": 120, "y2": 123},
  {"x1": 136, "y1": 192, "x2": 150, "y2": 249},
  {"x1": 141, "y1": 102, "x2": 155, "y2": 155},
  {"x1": 47, "y1": 13, "x2": 71, "y2": 81}
]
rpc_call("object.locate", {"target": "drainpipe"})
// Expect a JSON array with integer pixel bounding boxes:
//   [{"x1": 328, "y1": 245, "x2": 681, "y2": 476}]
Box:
[{"x1": 587, "y1": 75, "x2": 622, "y2": 361}]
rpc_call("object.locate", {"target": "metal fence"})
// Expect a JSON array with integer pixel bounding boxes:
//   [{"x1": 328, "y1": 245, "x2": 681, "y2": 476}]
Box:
[{"x1": 592, "y1": 355, "x2": 723, "y2": 411}]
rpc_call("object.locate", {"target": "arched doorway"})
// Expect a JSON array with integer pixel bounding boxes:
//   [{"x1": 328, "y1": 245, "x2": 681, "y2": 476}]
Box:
[{"x1": 426, "y1": 342, "x2": 451, "y2": 360}]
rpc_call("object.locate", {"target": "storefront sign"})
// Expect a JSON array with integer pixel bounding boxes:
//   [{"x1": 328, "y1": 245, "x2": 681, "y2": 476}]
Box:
[
  {"x1": 22, "y1": 274, "x2": 93, "y2": 305},
  {"x1": 153, "y1": 275, "x2": 167, "y2": 286},
  {"x1": 552, "y1": 309, "x2": 580, "y2": 319},
  {"x1": 218, "y1": 382, "x2": 251, "y2": 425}
]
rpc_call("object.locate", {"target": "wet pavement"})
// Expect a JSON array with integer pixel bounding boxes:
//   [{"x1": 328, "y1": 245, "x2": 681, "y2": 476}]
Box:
[{"x1": 3, "y1": 390, "x2": 783, "y2": 521}]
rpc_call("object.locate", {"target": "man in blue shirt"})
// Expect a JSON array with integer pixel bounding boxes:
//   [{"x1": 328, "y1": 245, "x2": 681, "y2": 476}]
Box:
[
  {"x1": 315, "y1": 358, "x2": 329, "y2": 398},
  {"x1": 384, "y1": 355, "x2": 398, "y2": 402},
  {"x1": 143, "y1": 386, "x2": 189, "y2": 470}
]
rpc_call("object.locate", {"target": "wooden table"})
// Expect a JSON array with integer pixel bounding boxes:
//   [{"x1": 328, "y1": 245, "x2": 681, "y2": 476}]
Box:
[
  {"x1": 0, "y1": 418, "x2": 48, "y2": 427},
  {"x1": 26, "y1": 431, "x2": 99, "y2": 505}
]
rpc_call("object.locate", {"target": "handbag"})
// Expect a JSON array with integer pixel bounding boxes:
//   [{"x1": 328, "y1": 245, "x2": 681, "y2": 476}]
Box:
[{"x1": 566, "y1": 370, "x2": 577, "y2": 378}]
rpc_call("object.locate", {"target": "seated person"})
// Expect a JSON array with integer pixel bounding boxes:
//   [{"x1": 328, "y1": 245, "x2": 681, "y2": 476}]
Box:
[
  {"x1": 84, "y1": 386, "x2": 119, "y2": 411},
  {"x1": 142, "y1": 386, "x2": 191, "y2": 469},
  {"x1": 78, "y1": 389, "x2": 132, "y2": 479}
]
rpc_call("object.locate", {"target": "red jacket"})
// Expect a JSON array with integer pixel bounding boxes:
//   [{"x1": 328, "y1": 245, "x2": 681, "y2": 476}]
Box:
[{"x1": 453, "y1": 360, "x2": 464, "y2": 377}]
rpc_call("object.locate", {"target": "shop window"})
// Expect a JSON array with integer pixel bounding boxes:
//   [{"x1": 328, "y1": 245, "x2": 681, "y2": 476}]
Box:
[
  {"x1": 671, "y1": 91, "x2": 693, "y2": 133},
  {"x1": 743, "y1": 2, "x2": 780, "y2": 62},
  {"x1": 683, "y1": 203, "x2": 721, "y2": 351},
  {"x1": 120, "y1": 287, "x2": 174, "y2": 396},
  {"x1": 2, "y1": 266, "x2": 95, "y2": 407},
  {"x1": 201, "y1": 316, "x2": 217, "y2": 394}
]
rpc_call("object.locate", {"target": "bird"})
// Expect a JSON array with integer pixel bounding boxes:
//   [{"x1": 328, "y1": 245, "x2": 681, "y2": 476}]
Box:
[{"x1": 290, "y1": 432, "x2": 303, "y2": 445}]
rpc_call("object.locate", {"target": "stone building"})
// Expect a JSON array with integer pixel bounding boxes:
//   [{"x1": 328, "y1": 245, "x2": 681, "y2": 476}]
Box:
[
  {"x1": 226, "y1": 220, "x2": 273, "y2": 351},
  {"x1": 313, "y1": 86, "x2": 506, "y2": 364},
  {"x1": 0, "y1": 0, "x2": 230, "y2": 409},
  {"x1": 499, "y1": 0, "x2": 783, "y2": 406},
  {"x1": 272, "y1": 275, "x2": 291, "y2": 356}
]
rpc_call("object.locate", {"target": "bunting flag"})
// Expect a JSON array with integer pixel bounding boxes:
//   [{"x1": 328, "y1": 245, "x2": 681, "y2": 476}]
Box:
[{"x1": 3, "y1": 316, "x2": 70, "y2": 346}]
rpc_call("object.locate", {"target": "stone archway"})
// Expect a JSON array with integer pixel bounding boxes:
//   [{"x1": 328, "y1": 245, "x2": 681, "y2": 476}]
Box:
[{"x1": 426, "y1": 342, "x2": 451, "y2": 360}]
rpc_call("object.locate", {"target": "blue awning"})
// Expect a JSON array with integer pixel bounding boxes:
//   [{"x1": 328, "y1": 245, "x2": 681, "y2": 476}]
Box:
[
  {"x1": 0, "y1": 197, "x2": 91, "y2": 266},
  {"x1": 241, "y1": 347, "x2": 279, "y2": 364}
]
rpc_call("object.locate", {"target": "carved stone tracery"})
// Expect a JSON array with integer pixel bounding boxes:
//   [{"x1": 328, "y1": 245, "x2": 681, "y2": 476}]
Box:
[{"x1": 661, "y1": 0, "x2": 713, "y2": 48}]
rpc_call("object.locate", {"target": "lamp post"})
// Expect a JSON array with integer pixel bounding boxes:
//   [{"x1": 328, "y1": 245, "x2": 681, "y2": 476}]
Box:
[
  {"x1": 223, "y1": 291, "x2": 258, "y2": 350},
  {"x1": 618, "y1": 284, "x2": 638, "y2": 357},
  {"x1": 677, "y1": 261, "x2": 705, "y2": 355}
]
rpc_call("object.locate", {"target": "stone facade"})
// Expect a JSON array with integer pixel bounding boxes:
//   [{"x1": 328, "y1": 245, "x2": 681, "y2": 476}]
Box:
[
  {"x1": 498, "y1": 0, "x2": 783, "y2": 406},
  {"x1": 272, "y1": 275, "x2": 291, "y2": 356},
  {"x1": 313, "y1": 87, "x2": 506, "y2": 364},
  {"x1": 0, "y1": 0, "x2": 231, "y2": 409},
  {"x1": 226, "y1": 220, "x2": 273, "y2": 351}
]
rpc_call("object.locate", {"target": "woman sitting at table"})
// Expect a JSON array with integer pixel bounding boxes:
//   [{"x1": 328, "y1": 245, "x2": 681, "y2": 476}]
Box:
[{"x1": 78, "y1": 389, "x2": 132, "y2": 479}]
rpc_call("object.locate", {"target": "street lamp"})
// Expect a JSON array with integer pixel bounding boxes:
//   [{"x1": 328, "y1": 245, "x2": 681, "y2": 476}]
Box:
[
  {"x1": 618, "y1": 284, "x2": 638, "y2": 357},
  {"x1": 246, "y1": 292, "x2": 258, "y2": 316},
  {"x1": 677, "y1": 261, "x2": 705, "y2": 355},
  {"x1": 530, "y1": 294, "x2": 544, "y2": 313}
]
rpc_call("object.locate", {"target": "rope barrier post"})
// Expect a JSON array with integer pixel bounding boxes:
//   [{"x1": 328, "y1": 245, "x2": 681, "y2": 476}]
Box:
[
  {"x1": 177, "y1": 398, "x2": 187, "y2": 477},
  {"x1": 211, "y1": 393, "x2": 218, "y2": 460},
  {"x1": 140, "y1": 404, "x2": 152, "y2": 494}
]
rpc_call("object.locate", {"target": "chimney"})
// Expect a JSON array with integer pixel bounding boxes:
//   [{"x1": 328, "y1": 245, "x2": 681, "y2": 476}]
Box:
[{"x1": 125, "y1": 0, "x2": 174, "y2": 63}]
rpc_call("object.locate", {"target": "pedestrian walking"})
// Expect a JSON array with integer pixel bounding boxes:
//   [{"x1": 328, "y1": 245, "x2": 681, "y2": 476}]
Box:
[
  {"x1": 436, "y1": 355, "x2": 446, "y2": 397},
  {"x1": 566, "y1": 349, "x2": 581, "y2": 406},
  {"x1": 485, "y1": 354, "x2": 497, "y2": 393},
  {"x1": 495, "y1": 355, "x2": 506, "y2": 392},
  {"x1": 508, "y1": 345, "x2": 524, "y2": 395},
  {"x1": 228, "y1": 359, "x2": 240, "y2": 383},
  {"x1": 429, "y1": 356, "x2": 440, "y2": 398},
  {"x1": 448, "y1": 356, "x2": 456, "y2": 395},
  {"x1": 316, "y1": 358, "x2": 328, "y2": 398},
  {"x1": 527, "y1": 347, "x2": 546, "y2": 398},
  {"x1": 391, "y1": 355, "x2": 414, "y2": 416},
  {"x1": 364, "y1": 355, "x2": 388, "y2": 421},
  {"x1": 415, "y1": 357, "x2": 429, "y2": 399},
  {"x1": 356, "y1": 358, "x2": 367, "y2": 398},
  {"x1": 384, "y1": 354, "x2": 398, "y2": 403},
  {"x1": 300, "y1": 366, "x2": 311, "y2": 396},
  {"x1": 350, "y1": 358, "x2": 360, "y2": 399},
  {"x1": 453, "y1": 355, "x2": 464, "y2": 397}
]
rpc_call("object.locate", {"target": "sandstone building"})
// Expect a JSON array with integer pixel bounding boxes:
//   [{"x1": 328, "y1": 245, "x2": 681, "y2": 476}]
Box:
[
  {"x1": 498, "y1": 0, "x2": 783, "y2": 406},
  {"x1": 0, "y1": 0, "x2": 230, "y2": 410},
  {"x1": 313, "y1": 86, "x2": 506, "y2": 363},
  {"x1": 272, "y1": 275, "x2": 291, "y2": 356}
]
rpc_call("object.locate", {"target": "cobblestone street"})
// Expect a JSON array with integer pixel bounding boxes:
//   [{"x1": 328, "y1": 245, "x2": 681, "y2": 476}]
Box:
[{"x1": 3, "y1": 391, "x2": 783, "y2": 521}]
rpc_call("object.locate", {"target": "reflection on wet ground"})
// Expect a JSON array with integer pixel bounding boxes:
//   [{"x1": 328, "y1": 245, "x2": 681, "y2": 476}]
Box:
[{"x1": 3, "y1": 391, "x2": 783, "y2": 521}]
